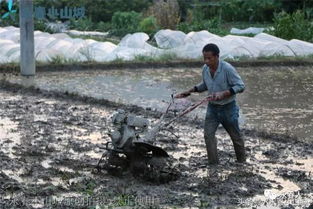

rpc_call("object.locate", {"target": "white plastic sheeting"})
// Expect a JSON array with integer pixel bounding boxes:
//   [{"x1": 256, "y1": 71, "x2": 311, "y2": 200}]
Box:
[
  {"x1": 154, "y1": 29, "x2": 186, "y2": 48},
  {"x1": 184, "y1": 30, "x2": 219, "y2": 44},
  {"x1": 87, "y1": 42, "x2": 117, "y2": 62},
  {"x1": 0, "y1": 26, "x2": 313, "y2": 64},
  {"x1": 0, "y1": 26, "x2": 119, "y2": 63},
  {"x1": 254, "y1": 33, "x2": 313, "y2": 56},
  {"x1": 230, "y1": 27, "x2": 264, "y2": 35},
  {"x1": 288, "y1": 39, "x2": 313, "y2": 56},
  {"x1": 66, "y1": 30, "x2": 109, "y2": 37},
  {"x1": 172, "y1": 32, "x2": 311, "y2": 59},
  {"x1": 169, "y1": 31, "x2": 222, "y2": 59},
  {"x1": 97, "y1": 32, "x2": 165, "y2": 61}
]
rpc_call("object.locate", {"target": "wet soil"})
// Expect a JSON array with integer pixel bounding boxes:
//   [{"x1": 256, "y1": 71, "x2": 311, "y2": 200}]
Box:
[
  {"x1": 0, "y1": 88, "x2": 312, "y2": 209},
  {"x1": 1, "y1": 60, "x2": 313, "y2": 74}
]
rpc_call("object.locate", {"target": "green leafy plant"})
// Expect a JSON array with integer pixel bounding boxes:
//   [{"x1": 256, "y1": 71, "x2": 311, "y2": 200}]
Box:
[
  {"x1": 34, "y1": 19, "x2": 55, "y2": 33},
  {"x1": 220, "y1": 0, "x2": 281, "y2": 22},
  {"x1": 96, "y1": 21, "x2": 112, "y2": 32},
  {"x1": 34, "y1": 0, "x2": 151, "y2": 23},
  {"x1": 177, "y1": 17, "x2": 228, "y2": 36},
  {"x1": 69, "y1": 17, "x2": 95, "y2": 31},
  {"x1": 139, "y1": 16, "x2": 159, "y2": 35},
  {"x1": 111, "y1": 11, "x2": 142, "y2": 36},
  {"x1": 134, "y1": 55, "x2": 155, "y2": 62},
  {"x1": 271, "y1": 10, "x2": 313, "y2": 42},
  {"x1": 156, "y1": 52, "x2": 178, "y2": 61},
  {"x1": 86, "y1": 0, "x2": 151, "y2": 23},
  {"x1": 49, "y1": 55, "x2": 68, "y2": 64}
]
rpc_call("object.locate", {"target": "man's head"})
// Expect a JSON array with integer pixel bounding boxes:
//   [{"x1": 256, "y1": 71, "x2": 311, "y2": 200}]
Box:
[{"x1": 202, "y1": 43, "x2": 219, "y2": 69}]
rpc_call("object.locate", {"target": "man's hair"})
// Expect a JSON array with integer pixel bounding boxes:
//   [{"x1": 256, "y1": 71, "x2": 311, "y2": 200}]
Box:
[{"x1": 202, "y1": 43, "x2": 220, "y2": 56}]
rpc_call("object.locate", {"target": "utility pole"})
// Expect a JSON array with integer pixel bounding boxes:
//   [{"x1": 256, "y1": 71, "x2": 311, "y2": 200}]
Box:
[{"x1": 19, "y1": 0, "x2": 35, "y2": 76}]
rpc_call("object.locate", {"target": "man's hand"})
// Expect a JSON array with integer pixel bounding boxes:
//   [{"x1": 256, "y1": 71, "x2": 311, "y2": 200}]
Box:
[
  {"x1": 175, "y1": 86, "x2": 198, "y2": 99},
  {"x1": 174, "y1": 91, "x2": 191, "y2": 98},
  {"x1": 212, "y1": 90, "x2": 231, "y2": 101}
]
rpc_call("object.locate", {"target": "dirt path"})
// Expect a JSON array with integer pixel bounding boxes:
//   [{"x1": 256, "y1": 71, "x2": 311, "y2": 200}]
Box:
[{"x1": 0, "y1": 89, "x2": 312, "y2": 209}]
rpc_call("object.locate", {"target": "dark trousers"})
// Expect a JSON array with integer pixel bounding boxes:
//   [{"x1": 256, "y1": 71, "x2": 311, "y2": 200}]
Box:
[{"x1": 204, "y1": 101, "x2": 246, "y2": 164}]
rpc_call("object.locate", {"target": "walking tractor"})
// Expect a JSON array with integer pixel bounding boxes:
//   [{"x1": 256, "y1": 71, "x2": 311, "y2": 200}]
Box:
[{"x1": 96, "y1": 95, "x2": 214, "y2": 183}]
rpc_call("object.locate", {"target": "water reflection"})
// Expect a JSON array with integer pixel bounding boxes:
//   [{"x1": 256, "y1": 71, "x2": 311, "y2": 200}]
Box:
[{"x1": 2, "y1": 66, "x2": 313, "y2": 141}]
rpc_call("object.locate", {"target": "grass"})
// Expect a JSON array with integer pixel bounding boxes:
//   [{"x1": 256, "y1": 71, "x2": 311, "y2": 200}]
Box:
[
  {"x1": 79, "y1": 47, "x2": 95, "y2": 62},
  {"x1": 133, "y1": 55, "x2": 156, "y2": 62},
  {"x1": 49, "y1": 55, "x2": 71, "y2": 65},
  {"x1": 228, "y1": 54, "x2": 313, "y2": 62},
  {"x1": 45, "y1": 53, "x2": 313, "y2": 64},
  {"x1": 133, "y1": 52, "x2": 183, "y2": 63},
  {"x1": 1, "y1": 54, "x2": 313, "y2": 71}
]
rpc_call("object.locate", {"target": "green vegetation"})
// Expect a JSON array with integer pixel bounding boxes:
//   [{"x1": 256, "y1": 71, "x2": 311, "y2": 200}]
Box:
[
  {"x1": 43, "y1": 53, "x2": 313, "y2": 65},
  {"x1": 31, "y1": 0, "x2": 152, "y2": 23},
  {"x1": 139, "y1": 16, "x2": 159, "y2": 36},
  {"x1": 33, "y1": 20, "x2": 54, "y2": 33},
  {"x1": 1, "y1": 54, "x2": 313, "y2": 72},
  {"x1": 49, "y1": 55, "x2": 71, "y2": 65},
  {"x1": 177, "y1": 17, "x2": 228, "y2": 36},
  {"x1": 111, "y1": 11, "x2": 142, "y2": 36},
  {"x1": 134, "y1": 52, "x2": 179, "y2": 62},
  {"x1": 270, "y1": 10, "x2": 313, "y2": 42},
  {"x1": 68, "y1": 17, "x2": 94, "y2": 31},
  {"x1": 0, "y1": 0, "x2": 313, "y2": 43},
  {"x1": 219, "y1": 0, "x2": 281, "y2": 22}
]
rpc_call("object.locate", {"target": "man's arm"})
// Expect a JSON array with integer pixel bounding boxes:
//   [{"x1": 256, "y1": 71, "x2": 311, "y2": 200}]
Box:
[
  {"x1": 175, "y1": 80, "x2": 208, "y2": 98},
  {"x1": 174, "y1": 86, "x2": 197, "y2": 98},
  {"x1": 226, "y1": 65, "x2": 245, "y2": 94}
]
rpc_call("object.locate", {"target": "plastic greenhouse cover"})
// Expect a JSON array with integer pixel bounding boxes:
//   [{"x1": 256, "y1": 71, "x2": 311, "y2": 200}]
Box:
[{"x1": 1, "y1": 26, "x2": 313, "y2": 64}]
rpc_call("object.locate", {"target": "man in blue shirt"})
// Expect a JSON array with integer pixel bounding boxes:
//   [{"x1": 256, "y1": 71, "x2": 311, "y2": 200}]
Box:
[{"x1": 175, "y1": 43, "x2": 246, "y2": 165}]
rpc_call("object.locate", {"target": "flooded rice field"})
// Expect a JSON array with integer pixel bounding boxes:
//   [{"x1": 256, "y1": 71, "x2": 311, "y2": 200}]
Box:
[
  {"x1": 0, "y1": 65, "x2": 312, "y2": 208},
  {"x1": 1, "y1": 65, "x2": 313, "y2": 142}
]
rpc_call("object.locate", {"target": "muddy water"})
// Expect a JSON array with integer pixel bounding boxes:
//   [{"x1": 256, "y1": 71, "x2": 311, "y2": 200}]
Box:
[
  {"x1": 2, "y1": 66, "x2": 313, "y2": 142},
  {"x1": 0, "y1": 86, "x2": 312, "y2": 208}
]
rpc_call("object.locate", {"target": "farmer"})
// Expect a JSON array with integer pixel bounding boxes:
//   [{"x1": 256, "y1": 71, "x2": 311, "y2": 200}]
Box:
[{"x1": 175, "y1": 43, "x2": 246, "y2": 165}]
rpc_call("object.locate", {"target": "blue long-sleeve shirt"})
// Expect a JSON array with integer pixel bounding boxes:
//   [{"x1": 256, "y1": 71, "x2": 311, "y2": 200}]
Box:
[{"x1": 195, "y1": 60, "x2": 245, "y2": 105}]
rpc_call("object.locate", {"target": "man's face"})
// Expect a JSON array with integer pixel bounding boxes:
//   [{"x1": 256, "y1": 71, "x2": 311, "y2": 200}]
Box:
[{"x1": 203, "y1": 51, "x2": 219, "y2": 69}]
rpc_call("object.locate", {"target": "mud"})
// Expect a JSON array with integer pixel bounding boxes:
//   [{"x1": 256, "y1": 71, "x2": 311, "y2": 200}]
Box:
[
  {"x1": 0, "y1": 88, "x2": 312, "y2": 209},
  {"x1": 1, "y1": 60, "x2": 313, "y2": 74},
  {"x1": 2, "y1": 65, "x2": 313, "y2": 143}
]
